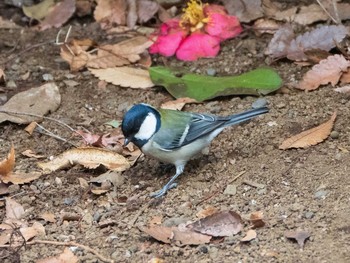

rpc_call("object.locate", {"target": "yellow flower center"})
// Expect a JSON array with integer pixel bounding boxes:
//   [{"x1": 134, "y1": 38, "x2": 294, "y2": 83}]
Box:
[{"x1": 180, "y1": 0, "x2": 209, "y2": 32}]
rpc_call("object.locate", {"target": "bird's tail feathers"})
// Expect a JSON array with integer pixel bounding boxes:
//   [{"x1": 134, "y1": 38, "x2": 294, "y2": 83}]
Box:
[{"x1": 225, "y1": 107, "x2": 269, "y2": 127}]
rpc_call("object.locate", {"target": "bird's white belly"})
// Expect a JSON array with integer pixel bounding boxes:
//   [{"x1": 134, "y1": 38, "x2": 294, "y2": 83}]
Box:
[{"x1": 141, "y1": 136, "x2": 212, "y2": 166}]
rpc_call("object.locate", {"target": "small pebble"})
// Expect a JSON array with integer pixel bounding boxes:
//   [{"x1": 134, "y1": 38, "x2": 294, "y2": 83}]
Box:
[
  {"x1": 198, "y1": 245, "x2": 208, "y2": 253},
  {"x1": 93, "y1": 212, "x2": 102, "y2": 222},
  {"x1": 330, "y1": 131, "x2": 339, "y2": 139},
  {"x1": 0, "y1": 94, "x2": 8, "y2": 105},
  {"x1": 314, "y1": 190, "x2": 328, "y2": 199},
  {"x1": 206, "y1": 68, "x2": 216, "y2": 76},
  {"x1": 252, "y1": 98, "x2": 267, "y2": 109},
  {"x1": 223, "y1": 184, "x2": 237, "y2": 195},
  {"x1": 276, "y1": 102, "x2": 286, "y2": 109},
  {"x1": 6, "y1": 80, "x2": 17, "y2": 89},
  {"x1": 55, "y1": 177, "x2": 62, "y2": 186},
  {"x1": 64, "y1": 198, "x2": 75, "y2": 205},
  {"x1": 8, "y1": 184, "x2": 20, "y2": 193},
  {"x1": 42, "y1": 73, "x2": 53, "y2": 81},
  {"x1": 304, "y1": 211, "x2": 314, "y2": 219}
]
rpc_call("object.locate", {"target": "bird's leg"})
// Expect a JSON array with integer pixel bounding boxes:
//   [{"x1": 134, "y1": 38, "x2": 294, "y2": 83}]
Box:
[{"x1": 150, "y1": 165, "x2": 184, "y2": 198}]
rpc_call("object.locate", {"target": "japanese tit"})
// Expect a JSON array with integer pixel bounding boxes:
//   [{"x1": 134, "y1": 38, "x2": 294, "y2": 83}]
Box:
[{"x1": 122, "y1": 103, "x2": 268, "y2": 198}]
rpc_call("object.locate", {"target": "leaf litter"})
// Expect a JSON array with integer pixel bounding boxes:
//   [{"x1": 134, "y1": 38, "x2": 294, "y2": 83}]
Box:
[
  {"x1": 279, "y1": 112, "x2": 337, "y2": 150},
  {"x1": 285, "y1": 230, "x2": 310, "y2": 249}
]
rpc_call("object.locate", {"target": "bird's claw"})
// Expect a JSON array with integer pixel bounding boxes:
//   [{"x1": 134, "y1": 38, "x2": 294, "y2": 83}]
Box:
[{"x1": 150, "y1": 183, "x2": 178, "y2": 198}]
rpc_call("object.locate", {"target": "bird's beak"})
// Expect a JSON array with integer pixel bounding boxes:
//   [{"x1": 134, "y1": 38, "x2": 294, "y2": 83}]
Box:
[{"x1": 123, "y1": 138, "x2": 130, "y2": 147}]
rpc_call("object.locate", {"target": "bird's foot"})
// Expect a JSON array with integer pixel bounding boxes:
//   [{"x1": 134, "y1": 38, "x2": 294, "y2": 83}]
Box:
[{"x1": 150, "y1": 183, "x2": 178, "y2": 198}]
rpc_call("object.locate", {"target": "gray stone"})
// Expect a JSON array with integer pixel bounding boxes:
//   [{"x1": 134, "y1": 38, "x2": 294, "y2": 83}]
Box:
[
  {"x1": 252, "y1": 98, "x2": 267, "y2": 109},
  {"x1": 223, "y1": 184, "x2": 237, "y2": 195}
]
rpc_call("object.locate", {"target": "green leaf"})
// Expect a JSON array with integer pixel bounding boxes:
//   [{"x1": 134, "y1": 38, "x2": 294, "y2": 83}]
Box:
[{"x1": 149, "y1": 66, "x2": 282, "y2": 102}]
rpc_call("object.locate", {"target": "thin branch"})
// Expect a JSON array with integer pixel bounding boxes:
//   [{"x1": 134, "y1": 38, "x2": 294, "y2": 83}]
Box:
[
  {"x1": 316, "y1": 0, "x2": 339, "y2": 24},
  {"x1": 0, "y1": 240, "x2": 114, "y2": 263},
  {"x1": 35, "y1": 123, "x2": 77, "y2": 147}
]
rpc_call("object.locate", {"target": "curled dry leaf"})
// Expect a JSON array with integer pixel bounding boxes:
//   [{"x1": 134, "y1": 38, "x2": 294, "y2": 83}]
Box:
[
  {"x1": 188, "y1": 210, "x2": 242, "y2": 237},
  {"x1": 250, "y1": 211, "x2": 265, "y2": 228},
  {"x1": 196, "y1": 206, "x2": 219, "y2": 219},
  {"x1": 279, "y1": 112, "x2": 336, "y2": 150},
  {"x1": 0, "y1": 145, "x2": 15, "y2": 177},
  {"x1": 285, "y1": 230, "x2": 310, "y2": 249},
  {"x1": 298, "y1": 55, "x2": 350, "y2": 91},
  {"x1": 38, "y1": 147, "x2": 131, "y2": 173},
  {"x1": 241, "y1": 229, "x2": 257, "y2": 242},
  {"x1": 5, "y1": 198, "x2": 25, "y2": 220},
  {"x1": 89, "y1": 67, "x2": 154, "y2": 89},
  {"x1": 21, "y1": 149, "x2": 45, "y2": 159},
  {"x1": 38, "y1": 0, "x2": 76, "y2": 31},
  {"x1": 160, "y1": 97, "x2": 197, "y2": 111},
  {"x1": 139, "y1": 225, "x2": 211, "y2": 246}
]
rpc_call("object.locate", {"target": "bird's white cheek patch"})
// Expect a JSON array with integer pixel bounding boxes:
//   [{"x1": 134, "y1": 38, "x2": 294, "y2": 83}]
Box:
[{"x1": 135, "y1": 113, "x2": 157, "y2": 140}]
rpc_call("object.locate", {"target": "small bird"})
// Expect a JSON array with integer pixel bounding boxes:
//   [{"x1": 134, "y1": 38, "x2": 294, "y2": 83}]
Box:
[{"x1": 122, "y1": 103, "x2": 268, "y2": 198}]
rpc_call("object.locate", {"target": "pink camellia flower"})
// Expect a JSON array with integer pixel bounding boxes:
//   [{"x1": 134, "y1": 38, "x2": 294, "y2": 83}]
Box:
[
  {"x1": 149, "y1": 19, "x2": 187, "y2": 57},
  {"x1": 204, "y1": 4, "x2": 242, "y2": 40},
  {"x1": 176, "y1": 33, "x2": 220, "y2": 61},
  {"x1": 149, "y1": 0, "x2": 242, "y2": 61}
]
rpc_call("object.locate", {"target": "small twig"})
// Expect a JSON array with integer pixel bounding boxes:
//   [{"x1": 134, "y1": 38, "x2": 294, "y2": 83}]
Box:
[
  {"x1": 0, "y1": 240, "x2": 114, "y2": 263},
  {"x1": 1, "y1": 41, "x2": 54, "y2": 66},
  {"x1": 331, "y1": 0, "x2": 341, "y2": 24},
  {"x1": 0, "y1": 191, "x2": 26, "y2": 201},
  {"x1": 35, "y1": 123, "x2": 77, "y2": 147},
  {"x1": 195, "y1": 170, "x2": 246, "y2": 205},
  {"x1": 0, "y1": 110, "x2": 76, "y2": 133},
  {"x1": 316, "y1": 0, "x2": 339, "y2": 24}
]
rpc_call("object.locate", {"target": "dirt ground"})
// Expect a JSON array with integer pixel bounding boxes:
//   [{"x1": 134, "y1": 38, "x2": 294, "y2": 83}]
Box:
[{"x1": 1, "y1": 4, "x2": 350, "y2": 263}]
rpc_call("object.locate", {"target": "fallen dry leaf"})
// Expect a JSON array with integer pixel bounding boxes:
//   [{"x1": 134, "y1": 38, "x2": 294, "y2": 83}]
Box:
[
  {"x1": 188, "y1": 211, "x2": 242, "y2": 237},
  {"x1": 0, "y1": 182, "x2": 9, "y2": 195},
  {"x1": 89, "y1": 170, "x2": 125, "y2": 187},
  {"x1": 340, "y1": 70, "x2": 350, "y2": 84},
  {"x1": 94, "y1": 0, "x2": 127, "y2": 29},
  {"x1": 21, "y1": 149, "x2": 45, "y2": 159},
  {"x1": 24, "y1": 122, "x2": 38, "y2": 135},
  {"x1": 250, "y1": 211, "x2": 265, "y2": 228},
  {"x1": 196, "y1": 206, "x2": 219, "y2": 219},
  {"x1": 253, "y1": 18, "x2": 279, "y2": 36},
  {"x1": 38, "y1": 147, "x2": 131, "y2": 173},
  {"x1": 279, "y1": 112, "x2": 337, "y2": 150},
  {"x1": 241, "y1": 229, "x2": 257, "y2": 242},
  {"x1": 40, "y1": 212, "x2": 56, "y2": 223},
  {"x1": 37, "y1": 247, "x2": 79, "y2": 263},
  {"x1": 89, "y1": 67, "x2": 154, "y2": 89},
  {"x1": 222, "y1": 0, "x2": 263, "y2": 23},
  {"x1": 20, "y1": 222, "x2": 46, "y2": 241},
  {"x1": 161, "y1": 97, "x2": 197, "y2": 111},
  {"x1": 266, "y1": 25, "x2": 348, "y2": 61},
  {"x1": 298, "y1": 55, "x2": 350, "y2": 91},
  {"x1": 0, "y1": 83, "x2": 61, "y2": 124},
  {"x1": 39, "y1": 0, "x2": 76, "y2": 31},
  {"x1": 139, "y1": 225, "x2": 211, "y2": 246},
  {"x1": 285, "y1": 230, "x2": 310, "y2": 249},
  {"x1": 22, "y1": 0, "x2": 55, "y2": 21},
  {"x1": 5, "y1": 198, "x2": 25, "y2": 220},
  {"x1": 0, "y1": 145, "x2": 15, "y2": 177},
  {"x1": 76, "y1": 130, "x2": 123, "y2": 148}
]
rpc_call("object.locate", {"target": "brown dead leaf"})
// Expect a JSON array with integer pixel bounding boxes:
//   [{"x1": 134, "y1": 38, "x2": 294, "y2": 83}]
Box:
[
  {"x1": 340, "y1": 70, "x2": 350, "y2": 84},
  {"x1": 0, "y1": 145, "x2": 15, "y2": 176},
  {"x1": 241, "y1": 229, "x2": 257, "y2": 242},
  {"x1": 298, "y1": 55, "x2": 350, "y2": 91},
  {"x1": 161, "y1": 98, "x2": 197, "y2": 111},
  {"x1": 139, "y1": 225, "x2": 211, "y2": 246},
  {"x1": 285, "y1": 230, "x2": 310, "y2": 249},
  {"x1": 0, "y1": 182, "x2": 9, "y2": 195},
  {"x1": 38, "y1": 147, "x2": 131, "y2": 173},
  {"x1": 78, "y1": 177, "x2": 89, "y2": 189},
  {"x1": 196, "y1": 206, "x2": 219, "y2": 219},
  {"x1": 40, "y1": 212, "x2": 56, "y2": 223},
  {"x1": 20, "y1": 222, "x2": 46, "y2": 241},
  {"x1": 253, "y1": 18, "x2": 279, "y2": 36},
  {"x1": 39, "y1": 0, "x2": 76, "y2": 31},
  {"x1": 94, "y1": 0, "x2": 127, "y2": 29},
  {"x1": 37, "y1": 247, "x2": 79, "y2": 263},
  {"x1": 222, "y1": 0, "x2": 263, "y2": 23},
  {"x1": 21, "y1": 149, "x2": 45, "y2": 159},
  {"x1": 250, "y1": 211, "x2": 265, "y2": 228},
  {"x1": 137, "y1": 0, "x2": 159, "y2": 24},
  {"x1": 24, "y1": 122, "x2": 38, "y2": 135},
  {"x1": 279, "y1": 112, "x2": 336, "y2": 150},
  {"x1": 5, "y1": 198, "x2": 25, "y2": 220},
  {"x1": 266, "y1": 25, "x2": 348, "y2": 61},
  {"x1": 89, "y1": 67, "x2": 154, "y2": 89},
  {"x1": 188, "y1": 211, "x2": 242, "y2": 237},
  {"x1": 1, "y1": 171, "x2": 43, "y2": 184}
]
